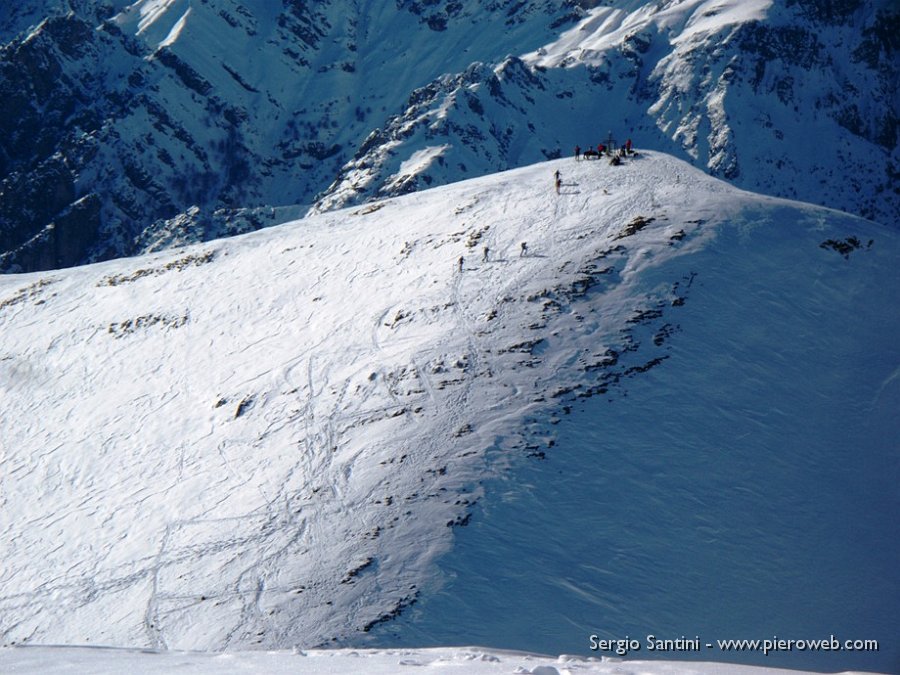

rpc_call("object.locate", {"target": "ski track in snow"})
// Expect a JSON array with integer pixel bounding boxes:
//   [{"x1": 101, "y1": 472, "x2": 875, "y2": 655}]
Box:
[{"x1": 0, "y1": 152, "x2": 895, "y2": 655}]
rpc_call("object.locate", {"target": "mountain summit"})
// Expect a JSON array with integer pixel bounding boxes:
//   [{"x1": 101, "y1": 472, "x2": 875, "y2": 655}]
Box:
[{"x1": 3, "y1": 153, "x2": 897, "y2": 664}]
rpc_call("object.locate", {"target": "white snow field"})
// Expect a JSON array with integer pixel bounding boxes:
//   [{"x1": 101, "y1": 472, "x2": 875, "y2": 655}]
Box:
[
  {"x1": 0, "y1": 644, "x2": 866, "y2": 675},
  {"x1": 1, "y1": 152, "x2": 897, "y2": 671}
]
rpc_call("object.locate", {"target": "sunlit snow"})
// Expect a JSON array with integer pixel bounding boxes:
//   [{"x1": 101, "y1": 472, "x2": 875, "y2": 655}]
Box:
[{"x1": 2, "y1": 153, "x2": 896, "y2": 671}]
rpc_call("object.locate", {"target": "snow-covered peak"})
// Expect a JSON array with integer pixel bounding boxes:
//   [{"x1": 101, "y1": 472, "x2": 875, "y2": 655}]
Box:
[
  {"x1": 525, "y1": 0, "x2": 774, "y2": 68},
  {"x1": 119, "y1": 0, "x2": 193, "y2": 48},
  {"x1": 2, "y1": 153, "x2": 897, "y2": 668}
]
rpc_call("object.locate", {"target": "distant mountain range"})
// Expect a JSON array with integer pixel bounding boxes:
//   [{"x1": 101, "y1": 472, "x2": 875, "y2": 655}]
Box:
[{"x1": 1, "y1": 0, "x2": 897, "y2": 273}]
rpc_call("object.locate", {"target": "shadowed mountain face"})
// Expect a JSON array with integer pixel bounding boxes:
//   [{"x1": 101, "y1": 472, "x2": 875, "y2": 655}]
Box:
[{"x1": 1, "y1": 0, "x2": 897, "y2": 273}]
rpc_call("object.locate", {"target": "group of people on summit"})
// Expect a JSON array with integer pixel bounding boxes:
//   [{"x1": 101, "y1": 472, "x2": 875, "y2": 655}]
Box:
[
  {"x1": 551, "y1": 137, "x2": 636, "y2": 193},
  {"x1": 554, "y1": 137, "x2": 636, "y2": 193},
  {"x1": 574, "y1": 137, "x2": 633, "y2": 164}
]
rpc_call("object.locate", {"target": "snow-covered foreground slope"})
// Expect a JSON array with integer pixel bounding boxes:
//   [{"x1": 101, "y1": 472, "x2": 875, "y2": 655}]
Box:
[
  {"x1": 0, "y1": 645, "x2": 867, "y2": 675},
  {"x1": 1, "y1": 153, "x2": 897, "y2": 663}
]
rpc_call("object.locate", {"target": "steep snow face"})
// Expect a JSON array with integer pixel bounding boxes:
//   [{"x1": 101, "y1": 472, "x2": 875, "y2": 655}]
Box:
[
  {"x1": 524, "y1": 0, "x2": 774, "y2": 60},
  {"x1": 370, "y1": 187, "x2": 900, "y2": 673},
  {"x1": 2, "y1": 153, "x2": 897, "y2": 658},
  {"x1": 315, "y1": 0, "x2": 898, "y2": 225}
]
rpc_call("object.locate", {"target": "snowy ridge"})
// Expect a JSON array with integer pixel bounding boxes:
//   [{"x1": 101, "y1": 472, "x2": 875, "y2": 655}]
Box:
[
  {"x1": 2, "y1": 152, "x2": 897, "y2": 658},
  {"x1": 523, "y1": 0, "x2": 773, "y2": 65}
]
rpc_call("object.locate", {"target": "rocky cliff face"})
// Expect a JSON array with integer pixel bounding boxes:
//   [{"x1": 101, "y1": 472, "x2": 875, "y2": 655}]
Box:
[
  {"x1": 0, "y1": 1, "x2": 131, "y2": 42},
  {"x1": 1, "y1": 0, "x2": 896, "y2": 272}
]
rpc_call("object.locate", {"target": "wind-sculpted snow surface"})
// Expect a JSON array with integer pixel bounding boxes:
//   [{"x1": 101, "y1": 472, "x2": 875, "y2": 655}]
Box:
[{"x1": 1, "y1": 153, "x2": 897, "y2": 653}]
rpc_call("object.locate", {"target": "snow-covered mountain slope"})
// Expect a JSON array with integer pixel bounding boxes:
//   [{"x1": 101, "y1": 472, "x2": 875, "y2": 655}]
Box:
[
  {"x1": 1, "y1": 1, "x2": 896, "y2": 273},
  {"x1": 2, "y1": 153, "x2": 898, "y2": 658}
]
